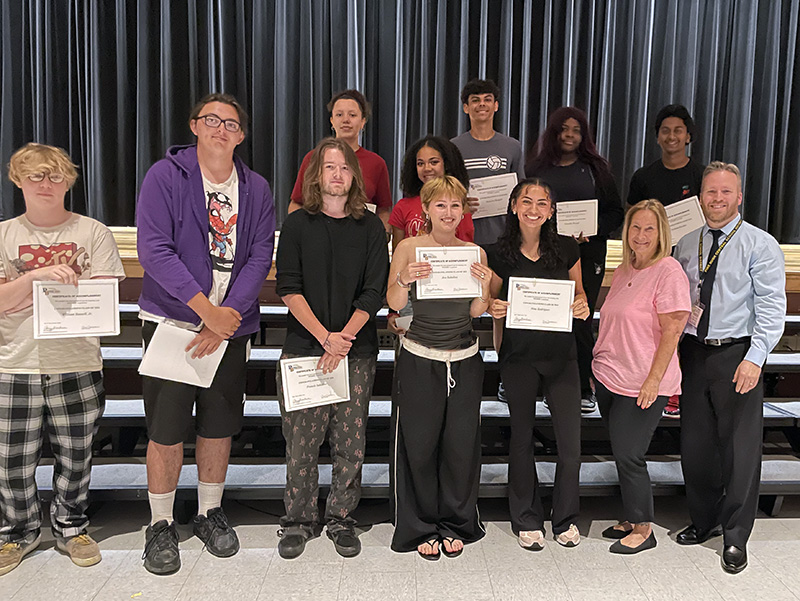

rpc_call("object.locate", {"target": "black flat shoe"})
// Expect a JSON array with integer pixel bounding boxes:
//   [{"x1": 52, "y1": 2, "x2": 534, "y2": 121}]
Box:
[
  {"x1": 417, "y1": 537, "x2": 440, "y2": 561},
  {"x1": 442, "y1": 537, "x2": 463, "y2": 558},
  {"x1": 676, "y1": 524, "x2": 722, "y2": 546},
  {"x1": 722, "y1": 545, "x2": 747, "y2": 574},
  {"x1": 609, "y1": 531, "x2": 657, "y2": 555},
  {"x1": 602, "y1": 525, "x2": 632, "y2": 540}
]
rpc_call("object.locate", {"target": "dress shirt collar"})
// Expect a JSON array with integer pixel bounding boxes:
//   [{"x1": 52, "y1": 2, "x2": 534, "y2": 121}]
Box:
[{"x1": 702, "y1": 213, "x2": 741, "y2": 238}]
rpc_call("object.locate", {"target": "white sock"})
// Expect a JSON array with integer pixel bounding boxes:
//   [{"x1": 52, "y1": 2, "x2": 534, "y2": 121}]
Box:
[
  {"x1": 148, "y1": 490, "x2": 176, "y2": 526},
  {"x1": 197, "y1": 481, "x2": 225, "y2": 517}
]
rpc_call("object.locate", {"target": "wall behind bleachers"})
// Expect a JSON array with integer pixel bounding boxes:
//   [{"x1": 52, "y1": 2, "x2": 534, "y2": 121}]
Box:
[{"x1": 1, "y1": 0, "x2": 799, "y2": 241}]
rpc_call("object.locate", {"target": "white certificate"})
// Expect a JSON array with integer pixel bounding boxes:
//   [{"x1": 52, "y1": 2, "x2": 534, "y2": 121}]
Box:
[
  {"x1": 506, "y1": 277, "x2": 575, "y2": 332},
  {"x1": 415, "y1": 246, "x2": 482, "y2": 300},
  {"x1": 468, "y1": 173, "x2": 518, "y2": 219},
  {"x1": 138, "y1": 323, "x2": 228, "y2": 388},
  {"x1": 556, "y1": 199, "x2": 598, "y2": 238},
  {"x1": 665, "y1": 195, "x2": 705, "y2": 246},
  {"x1": 280, "y1": 356, "x2": 350, "y2": 412},
  {"x1": 33, "y1": 279, "x2": 120, "y2": 339},
  {"x1": 365, "y1": 202, "x2": 377, "y2": 214}
]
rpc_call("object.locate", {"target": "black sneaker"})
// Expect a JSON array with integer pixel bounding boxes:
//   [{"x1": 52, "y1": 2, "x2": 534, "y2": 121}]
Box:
[
  {"x1": 142, "y1": 520, "x2": 180, "y2": 575},
  {"x1": 193, "y1": 507, "x2": 240, "y2": 558},
  {"x1": 277, "y1": 528, "x2": 308, "y2": 559},
  {"x1": 327, "y1": 524, "x2": 361, "y2": 558}
]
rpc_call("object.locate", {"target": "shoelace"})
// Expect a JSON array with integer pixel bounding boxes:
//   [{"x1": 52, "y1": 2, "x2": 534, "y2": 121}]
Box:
[
  {"x1": 72, "y1": 534, "x2": 93, "y2": 546},
  {"x1": 1, "y1": 542, "x2": 21, "y2": 554},
  {"x1": 199, "y1": 511, "x2": 232, "y2": 553},
  {"x1": 141, "y1": 524, "x2": 177, "y2": 561}
]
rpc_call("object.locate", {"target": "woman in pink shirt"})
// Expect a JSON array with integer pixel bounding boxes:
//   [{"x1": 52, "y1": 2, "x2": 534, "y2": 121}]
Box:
[{"x1": 592, "y1": 199, "x2": 690, "y2": 554}]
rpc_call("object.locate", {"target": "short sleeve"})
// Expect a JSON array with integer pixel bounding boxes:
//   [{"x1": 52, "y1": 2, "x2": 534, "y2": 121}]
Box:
[
  {"x1": 290, "y1": 152, "x2": 312, "y2": 203},
  {"x1": 559, "y1": 235, "x2": 580, "y2": 269},
  {"x1": 485, "y1": 243, "x2": 508, "y2": 281},
  {"x1": 89, "y1": 221, "x2": 125, "y2": 279},
  {"x1": 388, "y1": 200, "x2": 407, "y2": 230},
  {"x1": 371, "y1": 158, "x2": 392, "y2": 210},
  {"x1": 654, "y1": 258, "x2": 691, "y2": 314}
]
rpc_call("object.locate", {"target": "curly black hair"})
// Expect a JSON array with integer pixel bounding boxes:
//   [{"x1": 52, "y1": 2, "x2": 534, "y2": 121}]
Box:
[
  {"x1": 495, "y1": 178, "x2": 564, "y2": 272},
  {"x1": 399, "y1": 136, "x2": 469, "y2": 197}
]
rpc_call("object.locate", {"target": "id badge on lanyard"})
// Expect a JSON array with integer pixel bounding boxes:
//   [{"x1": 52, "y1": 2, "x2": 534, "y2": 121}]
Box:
[{"x1": 688, "y1": 283, "x2": 704, "y2": 328}]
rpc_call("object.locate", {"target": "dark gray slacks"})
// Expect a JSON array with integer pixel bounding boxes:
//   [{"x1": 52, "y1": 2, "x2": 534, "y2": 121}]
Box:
[
  {"x1": 679, "y1": 337, "x2": 763, "y2": 548},
  {"x1": 595, "y1": 380, "x2": 668, "y2": 524},
  {"x1": 390, "y1": 348, "x2": 485, "y2": 552}
]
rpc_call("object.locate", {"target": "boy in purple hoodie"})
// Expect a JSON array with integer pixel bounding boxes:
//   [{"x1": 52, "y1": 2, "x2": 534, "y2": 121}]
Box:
[{"x1": 136, "y1": 93, "x2": 275, "y2": 575}]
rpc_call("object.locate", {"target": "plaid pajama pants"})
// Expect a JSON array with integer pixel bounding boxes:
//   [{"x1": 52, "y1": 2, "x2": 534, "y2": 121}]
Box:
[{"x1": 0, "y1": 371, "x2": 105, "y2": 542}]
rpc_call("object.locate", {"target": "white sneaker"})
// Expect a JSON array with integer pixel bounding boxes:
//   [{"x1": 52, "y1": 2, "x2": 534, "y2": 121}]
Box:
[
  {"x1": 518, "y1": 530, "x2": 545, "y2": 550},
  {"x1": 555, "y1": 524, "x2": 581, "y2": 547}
]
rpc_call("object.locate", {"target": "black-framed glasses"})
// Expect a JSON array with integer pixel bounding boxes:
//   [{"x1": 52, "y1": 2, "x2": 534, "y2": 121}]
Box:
[
  {"x1": 28, "y1": 172, "x2": 66, "y2": 184},
  {"x1": 196, "y1": 113, "x2": 241, "y2": 133}
]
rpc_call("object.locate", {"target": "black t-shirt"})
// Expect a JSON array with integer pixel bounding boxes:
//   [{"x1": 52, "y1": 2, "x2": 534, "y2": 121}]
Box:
[
  {"x1": 486, "y1": 235, "x2": 580, "y2": 367},
  {"x1": 627, "y1": 157, "x2": 705, "y2": 207},
  {"x1": 276, "y1": 209, "x2": 389, "y2": 357}
]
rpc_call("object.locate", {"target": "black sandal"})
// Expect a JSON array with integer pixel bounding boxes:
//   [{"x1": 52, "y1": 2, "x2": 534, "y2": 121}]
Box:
[
  {"x1": 417, "y1": 537, "x2": 440, "y2": 561},
  {"x1": 442, "y1": 537, "x2": 463, "y2": 558}
]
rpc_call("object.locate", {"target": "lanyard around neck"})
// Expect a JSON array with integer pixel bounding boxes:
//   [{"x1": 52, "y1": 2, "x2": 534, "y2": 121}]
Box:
[{"x1": 697, "y1": 218, "x2": 743, "y2": 277}]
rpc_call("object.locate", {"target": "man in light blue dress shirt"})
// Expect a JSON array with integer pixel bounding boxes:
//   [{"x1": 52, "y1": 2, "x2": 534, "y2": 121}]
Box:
[{"x1": 673, "y1": 161, "x2": 786, "y2": 574}]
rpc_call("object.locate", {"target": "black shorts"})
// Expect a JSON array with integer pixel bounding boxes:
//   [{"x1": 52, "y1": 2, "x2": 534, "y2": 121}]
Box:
[{"x1": 141, "y1": 320, "x2": 249, "y2": 445}]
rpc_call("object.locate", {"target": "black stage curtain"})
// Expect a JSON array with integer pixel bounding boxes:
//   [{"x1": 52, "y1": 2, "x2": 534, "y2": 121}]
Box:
[{"x1": 1, "y1": 0, "x2": 799, "y2": 242}]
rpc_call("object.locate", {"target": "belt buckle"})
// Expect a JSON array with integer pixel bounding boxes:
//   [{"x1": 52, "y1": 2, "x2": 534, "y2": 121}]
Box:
[{"x1": 705, "y1": 338, "x2": 723, "y2": 346}]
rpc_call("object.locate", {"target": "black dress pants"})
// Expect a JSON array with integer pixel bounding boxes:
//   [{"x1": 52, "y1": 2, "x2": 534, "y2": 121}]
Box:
[
  {"x1": 391, "y1": 349, "x2": 485, "y2": 552},
  {"x1": 595, "y1": 380, "x2": 668, "y2": 524},
  {"x1": 679, "y1": 337, "x2": 763, "y2": 548},
  {"x1": 501, "y1": 359, "x2": 581, "y2": 535}
]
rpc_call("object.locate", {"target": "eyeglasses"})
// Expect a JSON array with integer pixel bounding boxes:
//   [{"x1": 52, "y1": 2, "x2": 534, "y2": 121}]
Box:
[
  {"x1": 28, "y1": 172, "x2": 66, "y2": 184},
  {"x1": 196, "y1": 113, "x2": 242, "y2": 133}
]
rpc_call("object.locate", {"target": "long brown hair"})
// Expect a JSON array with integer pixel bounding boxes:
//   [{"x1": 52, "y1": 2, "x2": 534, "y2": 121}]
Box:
[{"x1": 301, "y1": 137, "x2": 367, "y2": 219}]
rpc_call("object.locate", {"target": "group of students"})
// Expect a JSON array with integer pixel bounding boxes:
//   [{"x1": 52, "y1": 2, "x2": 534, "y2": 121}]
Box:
[{"x1": 0, "y1": 81, "x2": 786, "y2": 581}]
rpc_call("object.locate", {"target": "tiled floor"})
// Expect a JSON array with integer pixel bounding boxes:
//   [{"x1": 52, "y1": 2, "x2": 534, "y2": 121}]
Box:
[{"x1": 3, "y1": 496, "x2": 800, "y2": 600}]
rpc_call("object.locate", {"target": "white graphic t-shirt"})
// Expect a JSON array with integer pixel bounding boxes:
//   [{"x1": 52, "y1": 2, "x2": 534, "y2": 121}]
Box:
[
  {"x1": 0, "y1": 213, "x2": 125, "y2": 374},
  {"x1": 204, "y1": 167, "x2": 239, "y2": 307}
]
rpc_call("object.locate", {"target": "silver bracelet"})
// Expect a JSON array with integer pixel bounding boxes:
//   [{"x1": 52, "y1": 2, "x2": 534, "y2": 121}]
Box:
[{"x1": 396, "y1": 272, "x2": 411, "y2": 289}]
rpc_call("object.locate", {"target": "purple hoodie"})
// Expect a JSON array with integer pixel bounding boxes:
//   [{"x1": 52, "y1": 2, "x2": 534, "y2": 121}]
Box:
[{"x1": 136, "y1": 145, "x2": 275, "y2": 337}]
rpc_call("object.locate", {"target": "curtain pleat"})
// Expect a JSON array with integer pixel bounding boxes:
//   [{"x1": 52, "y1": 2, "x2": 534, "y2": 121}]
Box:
[{"x1": 1, "y1": 0, "x2": 798, "y2": 241}]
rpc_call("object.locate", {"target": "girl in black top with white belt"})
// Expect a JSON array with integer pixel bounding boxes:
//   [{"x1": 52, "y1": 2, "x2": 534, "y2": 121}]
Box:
[
  {"x1": 387, "y1": 175, "x2": 493, "y2": 560},
  {"x1": 486, "y1": 178, "x2": 590, "y2": 550}
]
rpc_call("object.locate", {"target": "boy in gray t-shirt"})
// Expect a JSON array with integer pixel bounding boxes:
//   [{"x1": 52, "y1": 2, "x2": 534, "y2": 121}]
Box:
[{"x1": 451, "y1": 79, "x2": 525, "y2": 246}]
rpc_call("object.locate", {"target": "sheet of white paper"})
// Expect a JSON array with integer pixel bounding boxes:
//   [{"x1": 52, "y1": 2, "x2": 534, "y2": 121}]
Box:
[
  {"x1": 138, "y1": 323, "x2": 228, "y2": 388},
  {"x1": 394, "y1": 315, "x2": 413, "y2": 331},
  {"x1": 467, "y1": 173, "x2": 518, "y2": 219},
  {"x1": 556, "y1": 199, "x2": 598, "y2": 238},
  {"x1": 33, "y1": 279, "x2": 120, "y2": 339},
  {"x1": 506, "y1": 277, "x2": 575, "y2": 332},
  {"x1": 665, "y1": 195, "x2": 705, "y2": 246},
  {"x1": 415, "y1": 246, "x2": 482, "y2": 299},
  {"x1": 365, "y1": 202, "x2": 377, "y2": 213},
  {"x1": 280, "y1": 356, "x2": 350, "y2": 412}
]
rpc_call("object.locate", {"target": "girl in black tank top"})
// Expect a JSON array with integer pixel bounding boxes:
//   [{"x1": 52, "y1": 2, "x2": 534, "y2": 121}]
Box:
[{"x1": 386, "y1": 176, "x2": 493, "y2": 558}]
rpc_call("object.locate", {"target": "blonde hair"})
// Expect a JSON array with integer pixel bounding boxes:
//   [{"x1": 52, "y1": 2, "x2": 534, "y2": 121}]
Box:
[
  {"x1": 621, "y1": 199, "x2": 672, "y2": 268},
  {"x1": 703, "y1": 160, "x2": 742, "y2": 191},
  {"x1": 419, "y1": 175, "x2": 468, "y2": 212},
  {"x1": 302, "y1": 137, "x2": 366, "y2": 219},
  {"x1": 8, "y1": 143, "x2": 79, "y2": 188}
]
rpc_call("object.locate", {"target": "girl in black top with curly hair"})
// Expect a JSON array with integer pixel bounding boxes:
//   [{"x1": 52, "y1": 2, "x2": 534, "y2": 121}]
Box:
[{"x1": 486, "y1": 178, "x2": 591, "y2": 550}]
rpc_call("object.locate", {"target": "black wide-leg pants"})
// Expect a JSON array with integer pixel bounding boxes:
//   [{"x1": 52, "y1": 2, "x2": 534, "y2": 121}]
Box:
[
  {"x1": 390, "y1": 348, "x2": 485, "y2": 552},
  {"x1": 679, "y1": 337, "x2": 763, "y2": 548},
  {"x1": 502, "y1": 359, "x2": 581, "y2": 535}
]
